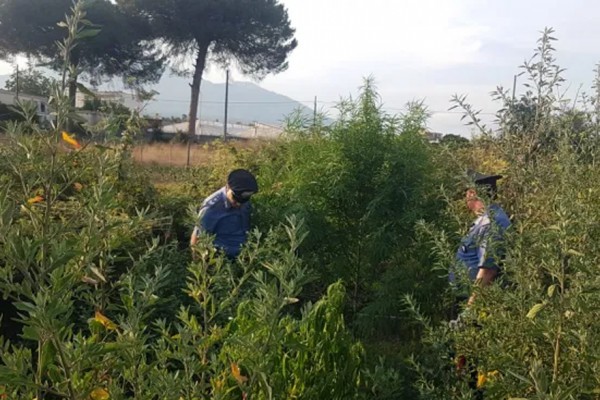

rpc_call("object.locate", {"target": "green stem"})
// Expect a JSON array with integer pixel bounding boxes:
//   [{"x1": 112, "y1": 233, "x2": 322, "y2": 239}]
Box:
[
  {"x1": 553, "y1": 252, "x2": 568, "y2": 383},
  {"x1": 52, "y1": 337, "x2": 77, "y2": 400},
  {"x1": 37, "y1": 340, "x2": 43, "y2": 400},
  {"x1": 553, "y1": 322, "x2": 561, "y2": 382}
]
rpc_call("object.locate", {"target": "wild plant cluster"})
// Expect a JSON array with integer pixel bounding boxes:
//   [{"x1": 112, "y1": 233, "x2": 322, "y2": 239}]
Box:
[{"x1": 2, "y1": 3, "x2": 600, "y2": 399}]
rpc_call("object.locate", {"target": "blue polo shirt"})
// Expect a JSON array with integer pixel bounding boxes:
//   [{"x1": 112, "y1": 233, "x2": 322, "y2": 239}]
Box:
[
  {"x1": 194, "y1": 187, "x2": 252, "y2": 258},
  {"x1": 452, "y1": 204, "x2": 511, "y2": 283}
]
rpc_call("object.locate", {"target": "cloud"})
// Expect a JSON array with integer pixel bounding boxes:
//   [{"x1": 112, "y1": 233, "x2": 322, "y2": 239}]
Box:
[{"x1": 273, "y1": 0, "x2": 488, "y2": 76}]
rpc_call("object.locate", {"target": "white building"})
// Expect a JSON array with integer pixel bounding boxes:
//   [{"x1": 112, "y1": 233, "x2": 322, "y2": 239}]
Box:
[
  {"x1": 75, "y1": 90, "x2": 144, "y2": 111},
  {"x1": 0, "y1": 89, "x2": 51, "y2": 122},
  {"x1": 422, "y1": 130, "x2": 444, "y2": 143},
  {"x1": 161, "y1": 120, "x2": 283, "y2": 139}
]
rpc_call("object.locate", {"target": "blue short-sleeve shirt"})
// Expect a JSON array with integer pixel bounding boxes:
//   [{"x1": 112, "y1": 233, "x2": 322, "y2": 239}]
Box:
[
  {"x1": 194, "y1": 187, "x2": 252, "y2": 258},
  {"x1": 452, "y1": 204, "x2": 511, "y2": 282}
]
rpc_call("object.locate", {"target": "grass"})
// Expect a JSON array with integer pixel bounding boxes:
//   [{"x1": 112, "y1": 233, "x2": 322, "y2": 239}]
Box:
[{"x1": 132, "y1": 139, "x2": 269, "y2": 167}]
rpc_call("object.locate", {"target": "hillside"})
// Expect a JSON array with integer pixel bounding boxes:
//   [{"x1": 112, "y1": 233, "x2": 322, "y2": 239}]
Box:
[{"x1": 0, "y1": 73, "x2": 313, "y2": 125}]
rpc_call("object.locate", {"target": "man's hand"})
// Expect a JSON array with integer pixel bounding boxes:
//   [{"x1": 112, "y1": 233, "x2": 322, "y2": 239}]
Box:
[
  {"x1": 449, "y1": 315, "x2": 463, "y2": 330},
  {"x1": 190, "y1": 228, "x2": 200, "y2": 260},
  {"x1": 468, "y1": 267, "x2": 498, "y2": 305}
]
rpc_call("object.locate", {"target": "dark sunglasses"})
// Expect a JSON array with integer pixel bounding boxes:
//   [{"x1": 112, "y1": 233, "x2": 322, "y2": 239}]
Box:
[{"x1": 232, "y1": 190, "x2": 254, "y2": 204}]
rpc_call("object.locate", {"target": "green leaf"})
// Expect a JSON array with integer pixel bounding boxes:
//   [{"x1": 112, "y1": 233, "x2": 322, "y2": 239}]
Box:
[
  {"x1": 90, "y1": 266, "x2": 107, "y2": 283},
  {"x1": 40, "y1": 340, "x2": 57, "y2": 375},
  {"x1": 547, "y1": 284, "x2": 557, "y2": 298},
  {"x1": 46, "y1": 364, "x2": 63, "y2": 383},
  {"x1": 526, "y1": 303, "x2": 545, "y2": 320},
  {"x1": 75, "y1": 28, "x2": 101, "y2": 40},
  {"x1": 21, "y1": 325, "x2": 39, "y2": 341},
  {"x1": 506, "y1": 369, "x2": 531, "y2": 384}
]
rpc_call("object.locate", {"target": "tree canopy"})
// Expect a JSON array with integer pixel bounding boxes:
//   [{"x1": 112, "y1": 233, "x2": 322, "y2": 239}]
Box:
[
  {"x1": 0, "y1": 0, "x2": 164, "y2": 100},
  {"x1": 3, "y1": 67, "x2": 56, "y2": 98},
  {"x1": 125, "y1": 0, "x2": 298, "y2": 135}
]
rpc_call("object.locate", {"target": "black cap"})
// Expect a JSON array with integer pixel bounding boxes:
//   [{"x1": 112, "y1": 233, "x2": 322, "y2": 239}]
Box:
[
  {"x1": 467, "y1": 169, "x2": 503, "y2": 186},
  {"x1": 227, "y1": 169, "x2": 258, "y2": 202},
  {"x1": 465, "y1": 169, "x2": 503, "y2": 199}
]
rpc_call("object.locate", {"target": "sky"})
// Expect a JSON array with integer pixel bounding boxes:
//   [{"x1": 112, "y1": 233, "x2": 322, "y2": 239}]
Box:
[{"x1": 1, "y1": 0, "x2": 599, "y2": 136}]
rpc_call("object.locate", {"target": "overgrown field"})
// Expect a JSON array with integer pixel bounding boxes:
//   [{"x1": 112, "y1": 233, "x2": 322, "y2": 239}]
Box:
[{"x1": 2, "y1": 14, "x2": 600, "y2": 400}]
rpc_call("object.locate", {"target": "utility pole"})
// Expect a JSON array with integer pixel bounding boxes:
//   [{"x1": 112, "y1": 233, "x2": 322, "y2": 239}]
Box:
[
  {"x1": 313, "y1": 96, "x2": 317, "y2": 127},
  {"x1": 223, "y1": 69, "x2": 229, "y2": 140},
  {"x1": 15, "y1": 64, "x2": 20, "y2": 100},
  {"x1": 512, "y1": 75, "x2": 517, "y2": 102}
]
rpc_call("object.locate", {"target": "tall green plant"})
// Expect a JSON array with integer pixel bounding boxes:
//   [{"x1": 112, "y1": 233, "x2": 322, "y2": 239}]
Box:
[
  {"x1": 256, "y1": 78, "x2": 445, "y2": 327},
  {"x1": 411, "y1": 28, "x2": 600, "y2": 399}
]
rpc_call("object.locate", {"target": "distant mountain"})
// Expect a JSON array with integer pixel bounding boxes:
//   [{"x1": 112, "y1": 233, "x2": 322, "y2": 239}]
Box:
[
  {"x1": 0, "y1": 73, "x2": 312, "y2": 126},
  {"x1": 148, "y1": 76, "x2": 314, "y2": 125}
]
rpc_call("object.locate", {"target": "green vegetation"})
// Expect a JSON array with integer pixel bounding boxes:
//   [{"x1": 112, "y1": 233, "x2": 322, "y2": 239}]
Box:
[
  {"x1": 0, "y1": 0, "x2": 163, "y2": 103},
  {"x1": 3, "y1": 66, "x2": 56, "y2": 98},
  {"x1": 2, "y1": 3, "x2": 600, "y2": 399}
]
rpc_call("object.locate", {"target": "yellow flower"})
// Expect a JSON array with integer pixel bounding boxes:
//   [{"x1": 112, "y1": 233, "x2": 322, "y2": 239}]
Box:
[
  {"x1": 27, "y1": 195, "x2": 44, "y2": 204},
  {"x1": 476, "y1": 371, "x2": 487, "y2": 388},
  {"x1": 476, "y1": 370, "x2": 499, "y2": 388},
  {"x1": 94, "y1": 311, "x2": 118, "y2": 331},
  {"x1": 62, "y1": 131, "x2": 82, "y2": 149},
  {"x1": 90, "y1": 387, "x2": 110, "y2": 400},
  {"x1": 231, "y1": 362, "x2": 248, "y2": 385}
]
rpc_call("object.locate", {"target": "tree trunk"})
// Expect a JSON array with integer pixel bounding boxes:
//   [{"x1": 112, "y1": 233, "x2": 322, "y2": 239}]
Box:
[
  {"x1": 67, "y1": 75, "x2": 78, "y2": 131},
  {"x1": 188, "y1": 43, "x2": 210, "y2": 137},
  {"x1": 68, "y1": 78, "x2": 77, "y2": 108}
]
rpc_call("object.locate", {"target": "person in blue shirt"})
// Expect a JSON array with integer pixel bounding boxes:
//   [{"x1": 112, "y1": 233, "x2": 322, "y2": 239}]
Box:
[
  {"x1": 190, "y1": 169, "x2": 258, "y2": 258},
  {"x1": 451, "y1": 170, "x2": 511, "y2": 306}
]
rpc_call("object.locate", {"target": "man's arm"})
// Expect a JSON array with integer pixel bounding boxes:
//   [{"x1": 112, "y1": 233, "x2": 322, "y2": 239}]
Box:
[{"x1": 468, "y1": 223, "x2": 500, "y2": 305}]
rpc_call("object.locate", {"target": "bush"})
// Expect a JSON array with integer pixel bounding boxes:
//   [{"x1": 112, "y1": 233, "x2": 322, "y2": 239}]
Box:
[
  {"x1": 0, "y1": 101, "x2": 24, "y2": 123},
  {"x1": 254, "y1": 82, "x2": 448, "y2": 328}
]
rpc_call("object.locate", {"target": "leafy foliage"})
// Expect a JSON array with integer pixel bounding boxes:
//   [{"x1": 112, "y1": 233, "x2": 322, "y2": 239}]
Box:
[
  {"x1": 3, "y1": 66, "x2": 56, "y2": 98},
  {"x1": 255, "y1": 79, "x2": 448, "y2": 330},
  {"x1": 410, "y1": 28, "x2": 600, "y2": 399},
  {"x1": 0, "y1": 0, "x2": 164, "y2": 101},
  {"x1": 3, "y1": 4, "x2": 600, "y2": 398},
  {"x1": 0, "y1": 6, "x2": 365, "y2": 399}
]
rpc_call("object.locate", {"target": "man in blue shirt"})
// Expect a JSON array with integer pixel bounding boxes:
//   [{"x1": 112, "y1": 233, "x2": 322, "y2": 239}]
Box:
[
  {"x1": 452, "y1": 170, "x2": 511, "y2": 306},
  {"x1": 190, "y1": 169, "x2": 258, "y2": 258}
]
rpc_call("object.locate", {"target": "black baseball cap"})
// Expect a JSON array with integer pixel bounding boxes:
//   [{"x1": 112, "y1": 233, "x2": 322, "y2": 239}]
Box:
[
  {"x1": 467, "y1": 169, "x2": 503, "y2": 186},
  {"x1": 465, "y1": 169, "x2": 503, "y2": 199},
  {"x1": 227, "y1": 169, "x2": 258, "y2": 203}
]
